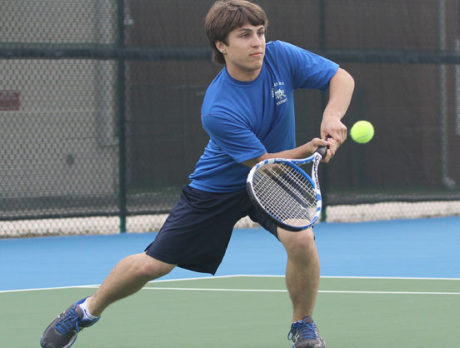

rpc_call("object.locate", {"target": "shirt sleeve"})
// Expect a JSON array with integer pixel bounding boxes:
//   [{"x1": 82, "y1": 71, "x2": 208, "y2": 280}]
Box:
[
  {"x1": 202, "y1": 113, "x2": 267, "y2": 163},
  {"x1": 276, "y1": 41, "x2": 339, "y2": 91}
]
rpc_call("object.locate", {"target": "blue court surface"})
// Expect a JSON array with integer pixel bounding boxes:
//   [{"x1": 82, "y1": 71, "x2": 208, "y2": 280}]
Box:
[{"x1": 1, "y1": 216, "x2": 460, "y2": 291}]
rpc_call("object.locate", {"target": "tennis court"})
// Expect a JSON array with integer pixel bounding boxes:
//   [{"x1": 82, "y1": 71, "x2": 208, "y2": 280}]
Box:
[
  {"x1": 2, "y1": 1, "x2": 460, "y2": 347},
  {"x1": 1, "y1": 217, "x2": 459, "y2": 347}
]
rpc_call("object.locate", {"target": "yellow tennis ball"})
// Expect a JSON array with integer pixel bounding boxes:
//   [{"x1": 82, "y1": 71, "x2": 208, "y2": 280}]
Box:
[{"x1": 350, "y1": 120, "x2": 374, "y2": 144}]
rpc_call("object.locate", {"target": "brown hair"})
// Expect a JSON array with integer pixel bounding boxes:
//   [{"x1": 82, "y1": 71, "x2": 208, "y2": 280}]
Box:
[{"x1": 205, "y1": 0, "x2": 268, "y2": 64}]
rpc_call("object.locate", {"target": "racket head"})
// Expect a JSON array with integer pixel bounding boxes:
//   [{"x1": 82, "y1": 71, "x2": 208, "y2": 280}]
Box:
[{"x1": 246, "y1": 157, "x2": 322, "y2": 231}]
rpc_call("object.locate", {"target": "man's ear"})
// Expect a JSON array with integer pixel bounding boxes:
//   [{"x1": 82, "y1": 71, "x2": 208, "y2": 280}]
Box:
[{"x1": 215, "y1": 41, "x2": 227, "y2": 55}]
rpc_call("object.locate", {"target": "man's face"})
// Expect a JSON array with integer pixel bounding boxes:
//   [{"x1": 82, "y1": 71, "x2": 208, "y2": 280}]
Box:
[{"x1": 216, "y1": 23, "x2": 266, "y2": 81}]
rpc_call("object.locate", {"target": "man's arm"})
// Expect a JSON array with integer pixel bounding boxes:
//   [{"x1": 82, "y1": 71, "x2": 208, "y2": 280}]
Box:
[
  {"x1": 320, "y1": 67, "x2": 355, "y2": 156},
  {"x1": 243, "y1": 68, "x2": 354, "y2": 169}
]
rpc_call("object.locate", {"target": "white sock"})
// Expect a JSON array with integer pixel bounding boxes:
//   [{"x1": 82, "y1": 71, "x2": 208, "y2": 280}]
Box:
[{"x1": 78, "y1": 298, "x2": 99, "y2": 320}]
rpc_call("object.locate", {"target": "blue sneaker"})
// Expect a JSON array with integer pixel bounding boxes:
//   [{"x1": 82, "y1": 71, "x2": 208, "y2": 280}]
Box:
[
  {"x1": 288, "y1": 316, "x2": 325, "y2": 348},
  {"x1": 40, "y1": 298, "x2": 99, "y2": 348}
]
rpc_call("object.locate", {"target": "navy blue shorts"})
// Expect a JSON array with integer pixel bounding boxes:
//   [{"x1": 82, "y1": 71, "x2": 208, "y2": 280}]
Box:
[{"x1": 145, "y1": 185, "x2": 278, "y2": 274}]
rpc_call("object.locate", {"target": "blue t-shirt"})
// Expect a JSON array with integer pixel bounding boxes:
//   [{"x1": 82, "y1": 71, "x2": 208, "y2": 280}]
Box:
[{"x1": 189, "y1": 40, "x2": 339, "y2": 193}]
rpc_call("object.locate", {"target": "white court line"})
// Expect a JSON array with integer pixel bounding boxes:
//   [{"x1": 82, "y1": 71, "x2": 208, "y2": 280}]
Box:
[
  {"x1": 142, "y1": 287, "x2": 460, "y2": 296},
  {"x1": 0, "y1": 285, "x2": 100, "y2": 294},
  {"x1": 145, "y1": 287, "x2": 287, "y2": 293},
  {"x1": 1, "y1": 274, "x2": 460, "y2": 294},
  {"x1": 149, "y1": 274, "x2": 460, "y2": 281},
  {"x1": 319, "y1": 290, "x2": 460, "y2": 295},
  {"x1": 0, "y1": 275, "x2": 247, "y2": 294},
  {"x1": 321, "y1": 275, "x2": 460, "y2": 281}
]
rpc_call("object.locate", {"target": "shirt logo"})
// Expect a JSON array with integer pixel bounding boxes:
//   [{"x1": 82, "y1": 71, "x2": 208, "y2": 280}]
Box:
[{"x1": 272, "y1": 81, "x2": 287, "y2": 105}]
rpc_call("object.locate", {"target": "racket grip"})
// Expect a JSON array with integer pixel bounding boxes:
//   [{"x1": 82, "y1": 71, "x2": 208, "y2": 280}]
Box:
[{"x1": 315, "y1": 146, "x2": 328, "y2": 158}]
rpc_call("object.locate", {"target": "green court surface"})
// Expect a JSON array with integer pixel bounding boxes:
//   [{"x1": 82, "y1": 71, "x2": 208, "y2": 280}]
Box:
[{"x1": 1, "y1": 275, "x2": 459, "y2": 347}]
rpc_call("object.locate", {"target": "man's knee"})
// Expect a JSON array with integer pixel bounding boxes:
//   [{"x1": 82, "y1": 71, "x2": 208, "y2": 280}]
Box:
[
  {"x1": 125, "y1": 253, "x2": 175, "y2": 280},
  {"x1": 279, "y1": 228, "x2": 316, "y2": 256}
]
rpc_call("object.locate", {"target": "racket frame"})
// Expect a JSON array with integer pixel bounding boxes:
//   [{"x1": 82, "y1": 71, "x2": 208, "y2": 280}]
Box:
[{"x1": 246, "y1": 149, "x2": 325, "y2": 232}]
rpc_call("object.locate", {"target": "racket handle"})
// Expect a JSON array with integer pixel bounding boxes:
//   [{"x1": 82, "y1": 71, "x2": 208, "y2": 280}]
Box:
[{"x1": 315, "y1": 146, "x2": 328, "y2": 158}]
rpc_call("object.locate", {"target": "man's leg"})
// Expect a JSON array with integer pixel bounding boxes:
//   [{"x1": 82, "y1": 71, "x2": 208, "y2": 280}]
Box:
[
  {"x1": 278, "y1": 227, "x2": 325, "y2": 348},
  {"x1": 40, "y1": 253, "x2": 174, "y2": 348},
  {"x1": 278, "y1": 227, "x2": 319, "y2": 320},
  {"x1": 88, "y1": 252, "x2": 175, "y2": 316}
]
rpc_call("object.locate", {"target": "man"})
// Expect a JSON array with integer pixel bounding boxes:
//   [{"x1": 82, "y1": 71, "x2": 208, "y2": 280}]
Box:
[{"x1": 40, "y1": 1, "x2": 354, "y2": 348}]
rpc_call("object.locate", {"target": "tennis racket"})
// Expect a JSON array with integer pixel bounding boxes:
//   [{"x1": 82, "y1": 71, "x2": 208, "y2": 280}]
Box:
[{"x1": 246, "y1": 146, "x2": 328, "y2": 231}]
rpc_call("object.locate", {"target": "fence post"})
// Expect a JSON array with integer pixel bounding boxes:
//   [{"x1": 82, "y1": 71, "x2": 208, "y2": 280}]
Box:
[{"x1": 117, "y1": 0, "x2": 127, "y2": 233}]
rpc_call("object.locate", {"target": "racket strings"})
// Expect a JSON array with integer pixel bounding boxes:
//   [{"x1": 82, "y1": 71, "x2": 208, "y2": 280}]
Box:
[{"x1": 252, "y1": 163, "x2": 317, "y2": 226}]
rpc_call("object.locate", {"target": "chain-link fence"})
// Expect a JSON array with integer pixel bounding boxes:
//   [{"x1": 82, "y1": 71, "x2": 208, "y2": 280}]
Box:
[{"x1": 1, "y1": 0, "x2": 460, "y2": 237}]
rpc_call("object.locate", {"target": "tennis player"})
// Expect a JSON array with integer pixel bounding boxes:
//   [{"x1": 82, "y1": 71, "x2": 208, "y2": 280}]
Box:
[{"x1": 40, "y1": 1, "x2": 354, "y2": 347}]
